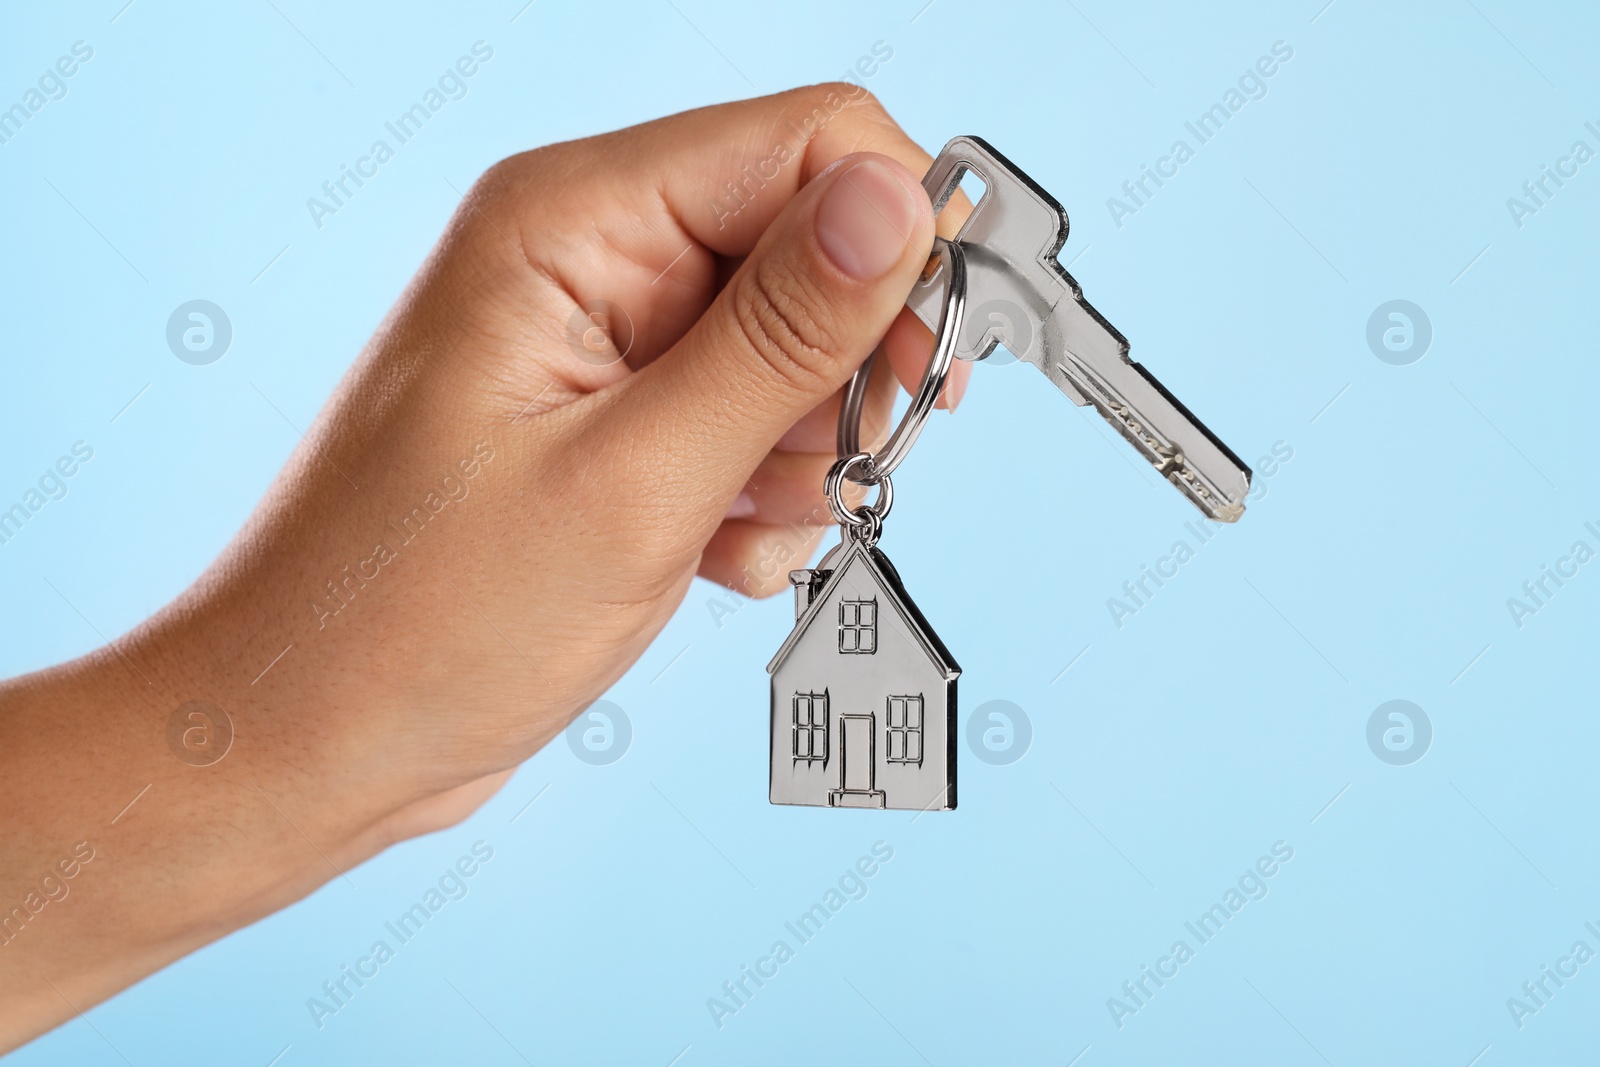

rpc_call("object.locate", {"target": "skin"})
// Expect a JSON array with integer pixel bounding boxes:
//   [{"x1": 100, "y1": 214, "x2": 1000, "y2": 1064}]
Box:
[{"x1": 0, "y1": 84, "x2": 974, "y2": 1050}]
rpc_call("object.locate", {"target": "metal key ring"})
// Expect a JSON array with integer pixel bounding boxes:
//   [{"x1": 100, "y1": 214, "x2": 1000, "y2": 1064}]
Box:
[
  {"x1": 836, "y1": 235, "x2": 967, "y2": 486},
  {"x1": 825, "y1": 451, "x2": 893, "y2": 532}
]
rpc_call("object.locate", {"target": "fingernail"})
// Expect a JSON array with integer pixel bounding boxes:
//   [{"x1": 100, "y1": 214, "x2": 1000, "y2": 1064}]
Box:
[
  {"x1": 816, "y1": 160, "x2": 919, "y2": 280},
  {"x1": 944, "y1": 363, "x2": 970, "y2": 411},
  {"x1": 725, "y1": 492, "x2": 757, "y2": 520}
]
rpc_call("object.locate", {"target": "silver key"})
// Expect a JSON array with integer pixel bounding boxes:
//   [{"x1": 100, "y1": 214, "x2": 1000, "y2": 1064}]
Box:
[{"x1": 904, "y1": 136, "x2": 1251, "y2": 522}]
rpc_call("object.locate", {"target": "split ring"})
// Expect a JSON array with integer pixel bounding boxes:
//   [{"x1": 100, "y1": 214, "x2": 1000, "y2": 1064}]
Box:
[
  {"x1": 826, "y1": 452, "x2": 893, "y2": 531},
  {"x1": 836, "y1": 235, "x2": 968, "y2": 486}
]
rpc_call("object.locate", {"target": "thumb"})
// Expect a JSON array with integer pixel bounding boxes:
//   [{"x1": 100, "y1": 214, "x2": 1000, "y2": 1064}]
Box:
[{"x1": 615, "y1": 152, "x2": 934, "y2": 515}]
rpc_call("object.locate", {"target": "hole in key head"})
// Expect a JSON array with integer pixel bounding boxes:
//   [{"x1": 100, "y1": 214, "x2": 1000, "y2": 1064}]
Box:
[
  {"x1": 940, "y1": 166, "x2": 1026, "y2": 367},
  {"x1": 933, "y1": 166, "x2": 982, "y2": 242},
  {"x1": 956, "y1": 168, "x2": 986, "y2": 209}
]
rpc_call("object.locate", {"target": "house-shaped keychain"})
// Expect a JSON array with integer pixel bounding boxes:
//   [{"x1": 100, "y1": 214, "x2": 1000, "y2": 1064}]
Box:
[{"x1": 767, "y1": 537, "x2": 959, "y2": 811}]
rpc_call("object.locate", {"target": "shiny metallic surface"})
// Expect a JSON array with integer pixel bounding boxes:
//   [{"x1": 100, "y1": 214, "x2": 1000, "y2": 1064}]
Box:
[
  {"x1": 825, "y1": 453, "x2": 893, "y2": 529},
  {"x1": 836, "y1": 237, "x2": 967, "y2": 487},
  {"x1": 768, "y1": 136, "x2": 1261, "y2": 813},
  {"x1": 905, "y1": 136, "x2": 1252, "y2": 522},
  {"x1": 768, "y1": 536, "x2": 958, "y2": 812}
]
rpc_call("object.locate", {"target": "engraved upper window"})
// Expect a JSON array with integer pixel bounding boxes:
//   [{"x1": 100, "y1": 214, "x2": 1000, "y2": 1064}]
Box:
[
  {"x1": 792, "y1": 691, "x2": 828, "y2": 762},
  {"x1": 885, "y1": 695, "x2": 923, "y2": 765},
  {"x1": 838, "y1": 599, "x2": 877, "y2": 654}
]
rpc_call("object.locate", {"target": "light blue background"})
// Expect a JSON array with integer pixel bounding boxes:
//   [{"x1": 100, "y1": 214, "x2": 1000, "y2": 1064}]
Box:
[{"x1": 3, "y1": 1, "x2": 1598, "y2": 1063}]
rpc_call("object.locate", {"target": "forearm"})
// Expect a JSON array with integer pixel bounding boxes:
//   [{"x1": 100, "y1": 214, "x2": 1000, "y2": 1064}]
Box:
[
  {"x1": 0, "y1": 600, "x2": 368, "y2": 1051},
  {"x1": 0, "y1": 322, "x2": 591, "y2": 1050}
]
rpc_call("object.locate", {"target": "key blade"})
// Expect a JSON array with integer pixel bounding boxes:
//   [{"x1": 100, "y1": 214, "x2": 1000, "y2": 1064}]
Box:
[
  {"x1": 1044, "y1": 297, "x2": 1250, "y2": 522},
  {"x1": 906, "y1": 134, "x2": 1252, "y2": 522}
]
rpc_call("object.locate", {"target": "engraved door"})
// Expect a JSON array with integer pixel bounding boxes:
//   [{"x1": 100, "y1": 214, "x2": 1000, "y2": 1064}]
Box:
[{"x1": 831, "y1": 713, "x2": 885, "y2": 808}]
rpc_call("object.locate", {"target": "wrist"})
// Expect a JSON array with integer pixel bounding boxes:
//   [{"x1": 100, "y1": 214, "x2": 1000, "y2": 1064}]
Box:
[{"x1": 0, "y1": 595, "x2": 376, "y2": 1048}]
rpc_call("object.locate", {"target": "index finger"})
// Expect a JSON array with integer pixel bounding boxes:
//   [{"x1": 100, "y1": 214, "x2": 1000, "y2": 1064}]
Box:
[
  {"x1": 522, "y1": 83, "x2": 971, "y2": 262},
  {"x1": 624, "y1": 83, "x2": 971, "y2": 255},
  {"x1": 632, "y1": 85, "x2": 974, "y2": 405},
  {"x1": 495, "y1": 84, "x2": 972, "y2": 396}
]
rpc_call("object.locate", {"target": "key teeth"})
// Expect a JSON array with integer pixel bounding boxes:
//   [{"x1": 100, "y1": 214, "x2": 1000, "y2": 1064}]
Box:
[
  {"x1": 1104, "y1": 392, "x2": 1249, "y2": 523},
  {"x1": 1162, "y1": 468, "x2": 1245, "y2": 523},
  {"x1": 929, "y1": 139, "x2": 1252, "y2": 524},
  {"x1": 1210, "y1": 499, "x2": 1246, "y2": 523}
]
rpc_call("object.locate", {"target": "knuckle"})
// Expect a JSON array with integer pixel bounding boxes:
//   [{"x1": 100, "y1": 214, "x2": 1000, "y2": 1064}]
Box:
[
  {"x1": 731, "y1": 526, "x2": 827, "y2": 600},
  {"x1": 811, "y1": 81, "x2": 884, "y2": 119},
  {"x1": 453, "y1": 156, "x2": 528, "y2": 253},
  {"x1": 474, "y1": 151, "x2": 534, "y2": 204},
  {"x1": 730, "y1": 259, "x2": 841, "y2": 392},
  {"x1": 472, "y1": 144, "x2": 566, "y2": 213}
]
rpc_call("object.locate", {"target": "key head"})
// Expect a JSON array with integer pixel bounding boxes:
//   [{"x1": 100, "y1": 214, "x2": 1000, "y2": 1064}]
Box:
[
  {"x1": 906, "y1": 135, "x2": 1085, "y2": 373},
  {"x1": 906, "y1": 136, "x2": 1252, "y2": 523}
]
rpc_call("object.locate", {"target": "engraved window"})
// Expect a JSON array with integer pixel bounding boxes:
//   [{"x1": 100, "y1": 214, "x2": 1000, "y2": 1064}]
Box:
[
  {"x1": 792, "y1": 691, "x2": 828, "y2": 762},
  {"x1": 838, "y1": 599, "x2": 877, "y2": 654},
  {"x1": 885, "y1": 695, "x2": 923, "y2": 765}
]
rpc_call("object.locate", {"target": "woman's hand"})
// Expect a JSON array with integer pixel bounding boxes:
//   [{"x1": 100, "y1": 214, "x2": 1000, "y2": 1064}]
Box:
[{"x1": 0, "y1": 84, "x2": 970, "y2": 1049}]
